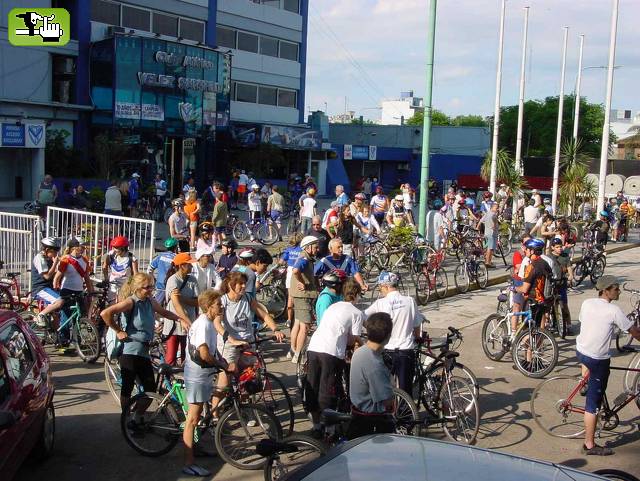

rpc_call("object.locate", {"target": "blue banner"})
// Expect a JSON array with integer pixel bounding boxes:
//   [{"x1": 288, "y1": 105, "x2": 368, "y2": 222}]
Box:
[
  {"x1": 352, "y1": 145, "x2": 369, "y2": 160},
  {"x1": 1, "y1": 124, "x2": 25, "y2": 147}
]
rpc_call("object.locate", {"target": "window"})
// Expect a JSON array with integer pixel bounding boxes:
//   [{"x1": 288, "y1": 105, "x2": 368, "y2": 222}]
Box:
[
  {"x1": 237, "y1": 31, "x2": 259, "y2": 53},
  {"x1": 260, "y1": 36, "x2": 279, "y2": 57},
  {"x1": 153, "y1": 13, "x2": 178, "y2": 37},
  {"x1": 91, "y1": 0, "x2": 120, "y2": 25},
  {"x1": 217, "y1": 26, "x2": 236, "y2": 48},
  {"x1": 236, "y1": 83, "x2": 258, "y2": 103},
  {"x1": 278, "y1": 89, "x2": 296, "y2": 108},
  {"x1": 180, "y1": 18, "x2": 204, "y2": 42},
  {"x1": 52, "y1": 55, "x2": 76, "y2": 104},
  {"x1": 258, "y1": 86, "x2": 278, "y2": 106},
  {"x1": 262, "y1": 0, "x2": 280, "y2": 7},
  {"x1": 283, "y1": 0, "x2": 300, "y2": 13},
  {"x1": 279, "y1": 41, "x2": 298, "y2": 61},
  {"x1": 122, "y1": 5, "x2": 150, "y2": 31},
  {"x1": 0, "y1": 324, "x2": 34, "y2": 381}
]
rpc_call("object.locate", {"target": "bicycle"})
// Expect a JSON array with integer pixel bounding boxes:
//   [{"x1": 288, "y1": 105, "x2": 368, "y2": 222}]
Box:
[
  {"x1": 257, "y1": 435, "x2": 326, "y2": 481},
  {"x1": 233, "y1": 216, "x2": 280, "y2": 245},
  {"x1": 415, "y1": 245, "x2": 448, "y2": 306},
  {"x1": 547, "y1": 279, "x2": 570, "y2": 340},
  {"x1": 572, "y1": 241, "x2": 606, "y2": 287},
  {"x1": 615, "y1": 283, "x2": 640, "y2": 353},
  {"x1": 0, "y1": 262, "x2": 30, "y2": 311},
  {"x1": 121, "y1": 363, "x2": 283, "y2": 469},
  {"x1": 255, "y1": 264, "x2": 288, "y2": 320},
  {"x1": 530, "y1": 362, "x2": 640, "y2": 438},
  {"x1": 481, "y1": 308, "x2": 559, "y2": 378},
  {"x1": 453, "y1": 248, "x2": 488, "y2": 294}
]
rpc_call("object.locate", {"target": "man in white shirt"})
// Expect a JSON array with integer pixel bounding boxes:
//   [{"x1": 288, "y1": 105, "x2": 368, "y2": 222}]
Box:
[
  {"x1": 523, "y1": 199, "x2": 540, "y2": 235},
  {"x1": 576, "y1": 275, "x2": 640, "y2": 456},
  {"x1": 364, "y1": 271, "x2": 421, "y2": 394}
]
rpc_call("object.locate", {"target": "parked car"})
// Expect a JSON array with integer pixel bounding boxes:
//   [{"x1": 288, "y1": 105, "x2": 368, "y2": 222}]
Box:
[
  {"x1": 286, "y1": 434, "x2": 611, "y2": 481},
  {"x1": 0, "y1": 310, "x2": 55, "y2": 480}
]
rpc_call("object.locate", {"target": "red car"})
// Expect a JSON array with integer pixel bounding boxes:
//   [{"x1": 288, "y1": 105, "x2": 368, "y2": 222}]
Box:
[{"x1": 0, "y1": 310, "x2": 55, "y2": 480}]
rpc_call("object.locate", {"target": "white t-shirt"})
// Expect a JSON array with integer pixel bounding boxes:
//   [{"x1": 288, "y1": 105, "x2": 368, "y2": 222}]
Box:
[
  {"x1": 300, "y1": 197, "x2": 316, "y2": 218},
  {"x1": 60, "y1": 255, "x2": 89, "y2": 291},
  {"x1": 308, "y1": 301, "x2": 364, "y2": 359},
  {"x1": 248, "y1": 192, "x2": 262, "y2": 212},
  {"x1": 185, "y1": 314, "x2": 219, "y2": 383},
  {"x1": 364, "y1": 291, "x2": 421, "y2": 350},
  {"x1": 524, "y1": 205, "x2": 540, "y2": 224},
  {"x1": 577, "y1": 298, "x2": 633, "y2": 360},
  {"x1": 517, "y1": 256, "x2": 531, "y2": 279},
  {"x1": 106, "y1": 250, "x2": 137, "y2": 285},
  {"x1": 194, "y1": 263, "x2": 222, "y2": 293},
  {"x1": 403, "y1": 191, "x2": 414, "y2": 210}
]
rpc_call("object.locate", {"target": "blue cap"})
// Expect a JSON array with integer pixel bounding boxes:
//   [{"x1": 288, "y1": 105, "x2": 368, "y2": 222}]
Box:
[
  {"x1": 600, "y1": 210, "x2": 608, "y2": 217},
  {"x1": 377, "y1": 271, "x2": 399, "y2": 287}
]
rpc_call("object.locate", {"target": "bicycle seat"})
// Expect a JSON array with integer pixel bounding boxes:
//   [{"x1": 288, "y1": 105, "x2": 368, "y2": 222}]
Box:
[
  {"x1": 321, "y1": 409, "x2": 352, "y2": 426},
  {"x1": 497, "y1": 293, "x2": 508, "y2": 303},
  {"x1": 157, "y1": 363, "x2": 184, "y2": 376},
  {"x1": 436, "y1": 351, "x2": 460, "y2": 361},
  {"x1": 255, "y1": 439, "x2": 299, "y2": 457},
  {"x1": 428, "y1": 337, "x2": 449, "y2": 350}
]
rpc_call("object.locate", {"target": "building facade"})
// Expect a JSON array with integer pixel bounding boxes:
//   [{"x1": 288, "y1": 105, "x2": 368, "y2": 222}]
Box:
[{"x1": 379, "y1": 91, "x2": 423, "y2": 126}]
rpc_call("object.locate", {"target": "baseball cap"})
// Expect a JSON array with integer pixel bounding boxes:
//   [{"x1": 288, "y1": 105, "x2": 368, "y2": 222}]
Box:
[
  {"x1": 195, "y1": 246, "x2": 214, "y2": 260},
  {"x1": 132, "y1": 173, "x2": 141, "y2": 178},
  {"x1": 377, "y1": 271, "x2": 399, "y2": 287},
  {"x1": 595, "y1": 275, "x2": 620, "y2": 291},
  {"x1": 173, "y1": 253, "x2": 195, "y2": 266},
  {"x1": 394, "y1": 194, "x2": 404, "y2": 201},
  {"x1": 67, "y1": 238, "x2": 81, "y2": 248}
]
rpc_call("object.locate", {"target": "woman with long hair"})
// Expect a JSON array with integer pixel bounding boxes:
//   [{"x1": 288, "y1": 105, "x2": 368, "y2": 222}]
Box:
[{"x1": 184, "y1": 190, "x2": 201, "y2": 250}]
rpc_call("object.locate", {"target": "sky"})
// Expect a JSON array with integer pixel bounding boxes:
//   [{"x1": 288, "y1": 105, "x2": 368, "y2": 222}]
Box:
[{"x1": 304, "y1": 0, "x2": 640, "y2": 121}]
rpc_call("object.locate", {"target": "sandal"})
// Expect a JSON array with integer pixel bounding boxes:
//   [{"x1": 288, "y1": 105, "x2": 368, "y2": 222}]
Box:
[{"x1": 581, "y1": 444, "x2": 614, "y2": 456}]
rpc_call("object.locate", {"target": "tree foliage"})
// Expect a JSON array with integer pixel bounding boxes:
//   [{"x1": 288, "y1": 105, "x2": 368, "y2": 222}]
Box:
[
  {"x1": 93, "y1": 133, "x2": 130, "y2": 179},
  {"x1": 406, "y1": 110, "x2": 488, "y2": 127},
  {"x1": 45, "y1": 129, "x2": 84, "y2": 177},
  {"x1": 480, "y1": 148, "x2": 528, "y2": 195}
]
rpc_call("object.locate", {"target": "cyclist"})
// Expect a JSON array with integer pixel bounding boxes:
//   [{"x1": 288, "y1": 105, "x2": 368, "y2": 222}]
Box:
[
  {"x1": 299, "y1": 187, "x2": 317, "y2": 234},
  {"x1": 548, "y1": 237, "x2": 572, "y2": 332},
  {"x1": 364, "y1": 271, "x2": 422, "y2": 394},
  {"x1": 196, "y1": 222, "x2": 215, "y2": 252},
  {"x1": 618, "y1": 198, "x2": 630, "y2": 242},
  {"x1": 102, "y1": 236, "x2": 138, "y2": 302},
  {"x1": 211, "y1": 189, "x2": 229, "y2": 247},
  {"x1": 231, "y1": 248, "x2": 273, "y2": 299},
  {"x1": 314, "y1": 238, "x2": 368, "y2": 293},
  {"x1": 183, "y1": 190, "x2": 200, "y2": 250},
  {"x1": 153, "y1": 174, "x2": 167, "y2": 220},
  {"x1": 290, "y1": 236, "x2": 320, "y2": 364},
  {"x1": 148, "y1": 237, "x2": 179, "y2": 304},
  {"x1": 315, "y1": 269, "x2": 347, "y2": 325},
  {"x1": 32, "y1": 237, "x2": 64, "y2": 327},
  {"x1": 336, "y1": 205, "x2": 357, "y2": 256},
  {"x1": 386, "y1": 194, "x2": 413, "y2": 227},
  {"x1": 590, "y1": 211, "x2": 610, "y2": 248},
  {"x1": 266, "y1": 184, "x2": 285, "y2": 241},
  {"x1": 510, "y1": 235, "x2": 532, "y2": 331},
  {"x1": 349, "y1": 192, "x2": 366, "y2": 219},
  {"x1": 347, "y1": 312, "x2": 395, "y2": 440},
  {"x1": 306, "y1": 215, "x2": 331, "y2": 257},
  {"x1": 193, "y1": 247, "x2": 221, "y2": 293},
  {"x1": 168, "y1": 198, "x2": 190, "y2": 252},
  {"x1": 480, "y1": 191, "x2": 495, "y2": 214},
  {"x1": 216, "y1": 238, "x2": 238, "y2": 280},
  {"x1": 305, "y1": 278, "x2": 364, "y2": 432},
  {"x1": 576, "y1": 275, "x2": 640, "y2": 455},
  {"x1": 477, "y1": 203, "x2": 499, "y2": 268},
  {"x1": 355, "y1": 204, "x2": 381, "y2": 238},
  {"x1": 281, "y1": 233, "x2": 302, "y2": 335},
  {"x1": 516, "y1": 238, "x2": 552, "y2": 329},
  {"x1": 247, "y1": 184, "x2": 262, "y2": 241},
  {"x1": 370, "y1": 186, "x2": 389, "y2": 226}
]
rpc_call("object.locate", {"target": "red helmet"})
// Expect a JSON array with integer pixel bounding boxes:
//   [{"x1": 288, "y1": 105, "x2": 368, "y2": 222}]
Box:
[
  {"x1": 322, "y1": 269, "x2": 347, "y2": 288},
  {"x1": 110, "y1": 236, "x2": 129, "y2": 248},
  {"x1": 483, "y1": 191, "x2": 493, "y2": 199},
  {"x1": 457, "y1": 199, "x2": 466, "y2": 206}
]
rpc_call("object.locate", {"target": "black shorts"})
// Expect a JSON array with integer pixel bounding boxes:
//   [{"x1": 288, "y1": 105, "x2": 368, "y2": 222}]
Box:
[
  {"x1": 304, "y1": 351, "x2": 345, "y2": 412},
  {"x1": 119, "y1": 354, "x2": 156, "y2": 399}
]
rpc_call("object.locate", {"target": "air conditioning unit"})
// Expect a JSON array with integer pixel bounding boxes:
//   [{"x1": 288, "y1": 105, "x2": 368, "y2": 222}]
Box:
[
  {"x1": 107, "y1": 26, "x2": 126, "y2": 36},
  {"x1": 53, "y1": 56, "x2": 76, "y2": 75}
]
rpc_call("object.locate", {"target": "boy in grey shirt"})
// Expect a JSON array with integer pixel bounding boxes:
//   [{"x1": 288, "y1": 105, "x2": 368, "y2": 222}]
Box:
[
  {"x1": 348, "y1": 312, "x2": 395, "y2": 439},
  {"x1": 478, "y1": 203, "x2": 499, "y2": 267}
]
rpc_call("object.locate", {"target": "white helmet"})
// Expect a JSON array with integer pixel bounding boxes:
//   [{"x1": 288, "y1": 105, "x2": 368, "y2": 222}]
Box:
[
  {"x1": 41, "y1": 237, "x2": 61, "y2": 249},
  {"x1": 300, "y1": 236, "x2": 319, "y2": 249},
  {"x1": 251, "y1": 184, "x2": 260, "y2": 190}
]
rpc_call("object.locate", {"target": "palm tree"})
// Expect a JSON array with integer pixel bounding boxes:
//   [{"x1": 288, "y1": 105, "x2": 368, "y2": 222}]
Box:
[
  {"x1": 480, "y1": 148, "x2": 529, "y2": 196},
  {"x1": 558, "y1": 138, "x2": 593, "y2": 216}
]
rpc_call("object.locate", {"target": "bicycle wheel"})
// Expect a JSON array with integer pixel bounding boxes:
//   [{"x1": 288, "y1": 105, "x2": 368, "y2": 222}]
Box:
[
  {"x1": 439, "y1": 376, "x2": 479, "y2": 444},
  {"x1": 75, "y1": 318, "x2": 101, "y2": 363},
  {"x1": 434, "y1": 268, "x2": 448, "y2": 299},
  {"x1": 255, "y1": 372, "x2": 295, "y2": 437},
  {"x1": 452, "y1": 362, "x2": 480, "y2": 400},
  {"x1": 121, "y1": 392, "x2": 182, "y2": 456},
  {"x1": 0, "y1": 286, "x2": 15, "y2": 310},
  {"x1": 215, "y1": 403, "x2": 283, "y2": 470},
  {"x1": 256, "y1": 285, "x2": 287, "y2": 320},
  {"x1": 263, "y1": 434, "x2": 327, "y2": 481},
  {"x1": 391, "y1": 387, "x2": 420, "y2": 435},
  {"x1": 593, "y1": 469, "x2": 640, "y2": 481},
  {"x1": 481, "y1": 314, "x2": 509, "y2": 361},
  {"x1": 474, "y1": 262, "x2": 488, "y2": 289},
  {"x1": 104, "y1": 357, "x2": 123, "y2": 405},
  {"x1": 623, "y1": 351, "x2": 640, "y2": 393},
  {"x1": 590, "y1": 257, "x2": 606, "y2": 285},
  {"x1": 511, "y1": 327, "x2": 558, "y2": 378},
  {"x1": 454, "y1": 263, "x2": 469, "y2": 294},
  {"x1": 258, "y1": 222, "x2": 279, "y2": 246},
  {"x1": 415, "y1": 271, "x2": 430, "y2": 306},
  {"x1": 499, "y1": 233, "x2": 512, "y2": 256},
  {"x1": 572, "y1": 261, "x2": 586, "y2": 287},
  {"x1": 496, "y1": 299, "x2": 508, "y2": 318},
  {"x1": 233, "y1": 221, "x2": 250, "y2": 242},
  {"x1": 530, "y1": 375, "x2": 586, "y2": 438},
  {"x1": 617, "y1": 312, "x2": 638, "y2": 353}
]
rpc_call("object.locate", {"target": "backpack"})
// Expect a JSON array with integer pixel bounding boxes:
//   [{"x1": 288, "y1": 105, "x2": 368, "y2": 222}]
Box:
[{"x1": 105, "y1": 297, "x2": 137, "y2": 360}]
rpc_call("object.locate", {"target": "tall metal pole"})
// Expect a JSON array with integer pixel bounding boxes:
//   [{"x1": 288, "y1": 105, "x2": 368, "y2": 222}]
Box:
[
  {"x1": 573, "y1": 34, "x2": 584, "y2": 141},
  {"x1": 489, "y1": 0, "x2": 506, "y2": 196},
  {"x1": 597, "y1": 0, "x2": 619, "y2": 213},
  {"x1": 514, "y1": 7, "x2": 529, "y2": 176},
  {"x1": 551, "y1": 27, "x2": 569, "y2": 215},
  {"x1": 418, "y1": 0, "x2": 438, "y2": 237}
]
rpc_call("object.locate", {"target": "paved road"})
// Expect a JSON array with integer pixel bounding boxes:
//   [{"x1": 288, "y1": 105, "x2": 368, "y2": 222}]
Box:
[{"x1": 15, "y1": 247, "x2": 640, "y2": 481}]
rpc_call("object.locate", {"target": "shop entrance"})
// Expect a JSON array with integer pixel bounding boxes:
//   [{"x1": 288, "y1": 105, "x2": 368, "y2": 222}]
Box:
[{"x1": 164, "y1": 136, "x2": 196, "y2": 198}]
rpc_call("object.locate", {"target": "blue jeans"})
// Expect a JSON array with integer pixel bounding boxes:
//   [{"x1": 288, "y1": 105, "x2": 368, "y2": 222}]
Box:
[{"x1": 576, "y1": 350, "x2": 610, "y2": 414}]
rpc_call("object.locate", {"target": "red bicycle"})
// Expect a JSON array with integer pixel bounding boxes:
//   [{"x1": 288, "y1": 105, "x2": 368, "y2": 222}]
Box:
[
  {"x1": 415, "y1": 245, "x2": 448, "y2": 305},
  {"x1": 0, "y1": 261, "x2": 31, "y2": 311}
]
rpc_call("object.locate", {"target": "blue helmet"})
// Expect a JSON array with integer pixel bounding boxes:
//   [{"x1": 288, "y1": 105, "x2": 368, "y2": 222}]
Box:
[
  {"x1": 599, "y1": 210, "x2": 608, "y2": 217},
  {"x1": 524, "y1": 238, "x2": 545, "y2": 250},
  {"x1": 465, "y1": 198, "x2": 474, "y2": 207},
  {"x1": 377, "y1": 271, "x2": 399, "y2": 287}
]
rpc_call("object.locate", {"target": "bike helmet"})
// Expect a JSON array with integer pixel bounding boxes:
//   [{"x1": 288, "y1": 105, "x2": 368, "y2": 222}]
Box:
[
  {"x1": 550, "y1": 237, "x2": 563, "y2": 247},
  {"x1": 307, "y1": 188, "x2": 316, "y2": 195},
  {"x1": 41, "y1": 237, "x2": 61, "y2": 249},
  {"x1": 524, "y1": 238, "x2": 545, "y2": 251},
  {"x1": 238, "y1": 247, "x2": 255, "y2": 260},
  {"x1": 600, "y1": 210, "x2": 609, "y2": 217},
  {"x1": 172, "y1": 198, "x2": 184, "y2": 207},
  {"x1": 354, "y1": 193, "x2": 366, "y2": 200},
  {"x1": 110, "y1": 235, "x2": 129, "y2": 249},
  {"x1": 164, "y1": 237, "x2": 178, "y2": 249},
  {"x1": 221, "y1": 238, "x2": 238, "y2": 249},
  {"x1": 377, "y1": 271, "x2": 399, "y2": 287},
  {"x1": 300, "y1": 236, "x2": 319, "y2": 249},
  {"x1": 483, "y1": 191, "x2": 493, "y2": 199},
  {"x1": 322, "y1": 269, "x2": 347, "y2": 288},
  {"x1": 251, "y1": 184, "x2": 260, "y2": 190},
  {"x1": 543, "y1": 198, "x2": 551, "y2": 205},
  {"x1": 199, "y1": 222, "x2": 214, "y2": 233}
]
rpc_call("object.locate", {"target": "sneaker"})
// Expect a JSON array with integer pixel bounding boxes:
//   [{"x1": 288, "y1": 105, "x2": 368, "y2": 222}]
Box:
[
  {"x1": 35, "y1": 314, "x2": 48, "y2": 328},
  {"x1": 581, "y1": 444, "x2": 614, "y2": 456},
  {"x1": 182, "y1": 464, "x2": 211, "y2": 477},
  {"x1": 286, "y1": 350, "x2": 293, "y2": 360},
  {"x1": 291, "y1": 352, "x2": 299, "y2": 364}
]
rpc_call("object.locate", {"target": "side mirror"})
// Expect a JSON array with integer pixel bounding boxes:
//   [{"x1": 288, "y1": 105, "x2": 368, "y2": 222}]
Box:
[{"x1": 0, "y1": 411, "x2": 17, "y2": 430}]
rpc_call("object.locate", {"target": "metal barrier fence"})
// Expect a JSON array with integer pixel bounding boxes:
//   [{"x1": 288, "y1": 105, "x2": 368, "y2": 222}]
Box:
[
  {"x1": 0, "y1": 211, "x2": 42, "y2": 293},
  {"x1": 46, "y1": 207, "x2": 155, "y2": 277}
]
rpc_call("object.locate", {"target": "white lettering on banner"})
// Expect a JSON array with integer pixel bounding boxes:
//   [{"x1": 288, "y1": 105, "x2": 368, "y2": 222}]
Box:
[
  {"x1": 141, "y1": 104, "x2": 164, "y2": 121},
  {"x1": 177, "y1": 77, "x2": 220, "y2": 93},
  {"x1": 137, "y1": 71, "x2": 221, "y2": 93},
  {"x1": 137, "y1": 72, "x2": 175, "y2": 88},
  {"x1": 155, "y1": 50, "x2": 215, "y2": 70},
  {"x1": 115, "y1": 102, "x2": 141, "y2": 120}
]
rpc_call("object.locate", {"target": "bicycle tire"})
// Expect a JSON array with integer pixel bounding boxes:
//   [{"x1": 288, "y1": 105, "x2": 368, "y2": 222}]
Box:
[
  {"x1": 258, "y1": 222, "x2": 279, "y2": 246},
  {"x1": 623, "y1": 351, "x2": 640, "y2": 393},
  {"x1": 104, "y1": 357, "x2": 123, "y2": 406},
  {"x1": 454, "y1": 263, "x2": 469, "y2": 294},
  {"x1": 434, "y1": 267, "x2": 448, "y2": 299},
  {"x1": 511, "y1": 327, "x2": 558, "y2": 378},
  {"x1": 255, "y1": 372, "x2": 295, "y2": 437},
  {"x1": 452, "y1": 362, "x2": 480, "y2": 400},
  {"x1": 0, "y1": 285, "x2": 15, "y2": 310},
  {"x1": 498, "y1": 233, "x2": 512, "y2": 256},
  {"x1": 256, "y1": 285, "x2": 287, "y2": 320},
  {"x1": 439, "y1": 376, "x2": 480, "y2": 444},
  {"x1": 616, "y1": 311, "x2": 638, "y2": 353},
  {"x1": 593, "y1": 469, "x2": 640, "y2": 481},
  {"x1": 590, "y1": 257, "x2": 606, "y2": 285},
  {"x1": 75, "y1": 317, "x2": 101, "y2": 363},
  {"x1": 121, "y1": 392, "x2": 182, "y2": 456},
  {"x1": 233, "y1": 221, "x2": 250, "y2": 242},
  {"x1": 391, "y1": 387, "x2": 420, "y2": 435},
  {"x1": 475, "y1": 262, "x2": 488, "y2": 289},
  {"x1": 263, "y1": 434, "x2": 327, "y2": 481},
  {"x1": 215, "y1": 403, "x2": 283, "y2": 470},
  {"x1": 481, "y1": 314, "x2": 509, "y2": 361},
  {"x1": 572, "y1": 261, "x2": 586, "y2": 287},
  {"x1": 530, "y1": 375, "x2": 586, "y2": 438},
  {"x1": 415, "y1": 271, "x2": 430, "y2": 306}
]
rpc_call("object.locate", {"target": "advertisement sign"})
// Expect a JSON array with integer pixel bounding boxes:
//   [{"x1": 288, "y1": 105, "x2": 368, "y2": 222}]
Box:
[
  {"x1": 0, "y1": 123, "x2": 46, "y2": 148},
  {"x1": 115, "y1": 102, "x2": 141, "y2": 120},
  {"x1": 261, "y1": 125, "x2": 321, "y2": 149},
  {"x1": 1, "y1": 124, "x2": 25, "y2": 147},
  {"x1": 343, "y1": 144, "x2": 352, "y2": 160},
  {"x1": 141, "y1": 103, "x2": 164, "y2": 121},
  {"x1": 352, "y1": 145, "x2": 369, "y2": 160},
  {"x1": 8, "y1": 8, "x2": 70, "y2": 47},
  {"x1": 369, "y1": 145, "x2": 377, "y2": 161}
]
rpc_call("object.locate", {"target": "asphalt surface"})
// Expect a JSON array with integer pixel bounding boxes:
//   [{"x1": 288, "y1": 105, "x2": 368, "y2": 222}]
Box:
[{"x1": 13, "y1": 245, "x2": 640, "y2": 481}]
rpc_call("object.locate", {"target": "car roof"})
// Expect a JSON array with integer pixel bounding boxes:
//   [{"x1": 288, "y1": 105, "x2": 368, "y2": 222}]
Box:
[
  {"x1": 287, "y1": 435, "x2": 604, "y2": 481},
  {"x1": 0, "y1": 310, "x2": 20, "y2": 326}
]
